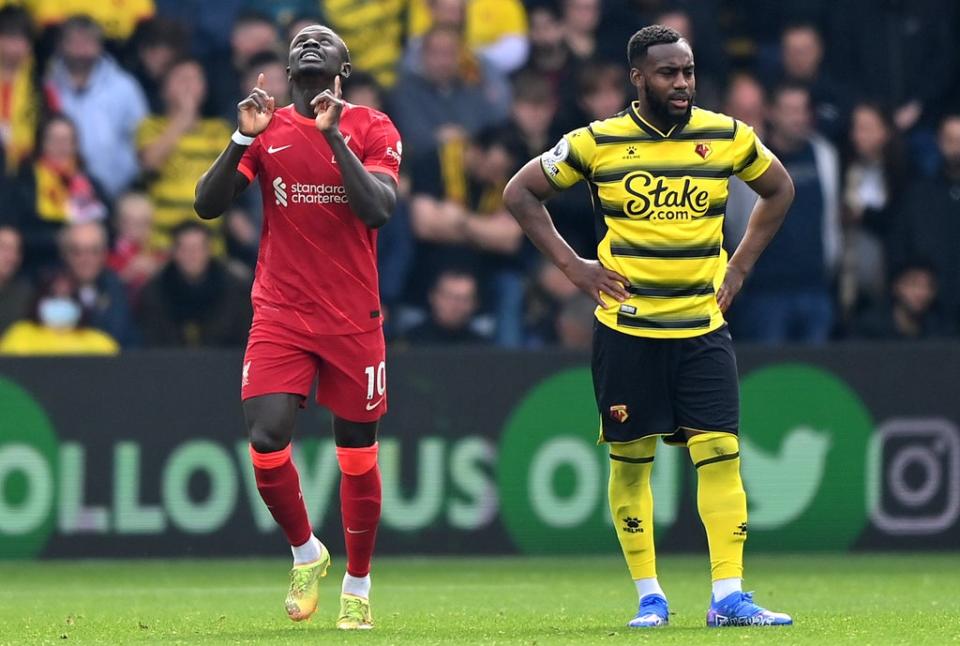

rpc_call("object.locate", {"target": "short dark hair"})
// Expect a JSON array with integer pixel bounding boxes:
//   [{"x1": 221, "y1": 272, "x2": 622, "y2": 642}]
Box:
[
  {"x1": 423, "y1": 24, "x2": 462, "y2": 49},
  {"x1": 528, "y1": 2, "x2": 562, "y2": 21},
  {"x1": 433, "y1": 267, "x2": 477, "y2": 291},
  {"x1": 245, "y1": 49, "x2": 283, "y2": 75},
  {"x1": 627, "y1": 24, "x2": 681, "y2": 66},
  {"x1": 512, "y1": 70, "x2": 554, "y2": 105},
  {"x1": 161, "y1": 56, "x2": 205, "y2": 91},
  {"x1": 343, "y1": 70, "x2": 380, "y2": 92},
  {"x1": 577, "y1": 61, "x2": 623, "y2": 97},
  {"x1": 171, "y1": 221, "x2": 212, "y2": 243},
  {"x1": 132, "y1": 16, "x2": 188, "y2": 52},
  {"x1": 60, "y1": 14, "x2": 103, "y2": 42},
  {"x1": 771, "y1": 81, "x2": 810, "y2": 105},
  {"x1": 0, "y1": 6, "x2": 32, "y2": 38},
  {"x1": 470, "y1": 125, "x2": 516, "y2": 155}
]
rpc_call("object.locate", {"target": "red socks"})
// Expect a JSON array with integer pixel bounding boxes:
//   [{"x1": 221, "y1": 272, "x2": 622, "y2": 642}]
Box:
[
  {"x1": 249, "y1": 442, "x2": 382, "y2": 578},
  {"x1": 249, "y1": 444, "x2": 312, "y2": 547},
  {"x1": 336, "y1": 443, "x2": 382, "y2": 578}
]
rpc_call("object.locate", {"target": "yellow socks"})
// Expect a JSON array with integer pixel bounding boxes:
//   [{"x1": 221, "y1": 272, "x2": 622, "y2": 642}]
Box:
[
  {"x1": 688, "y1": 432, "x2": 747, "y2": 581},
  {"x1": 608, "y1": 437, "x2": 658, "y2": 580}
]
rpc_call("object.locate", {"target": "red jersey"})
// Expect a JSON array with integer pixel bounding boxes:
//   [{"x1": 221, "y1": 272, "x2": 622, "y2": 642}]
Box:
[{"x1": 237, "y1": 103, "x2": 402, "y2": 335}]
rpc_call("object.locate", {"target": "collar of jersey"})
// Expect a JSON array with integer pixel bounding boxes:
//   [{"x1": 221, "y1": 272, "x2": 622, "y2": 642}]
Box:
[
  {"x1": 285, "y1": 102, "x2": 353, "y2": 128},
  {"x1": 629, "y1": 101, "x2": 689, "y2": 139}
]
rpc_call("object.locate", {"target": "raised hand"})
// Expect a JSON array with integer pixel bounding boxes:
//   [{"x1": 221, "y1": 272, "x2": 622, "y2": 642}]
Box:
[
  {"x1": 237, "y1": 73, "x2": 276, "y2": 137},
  {"x1": 311, "y1": 75, "x2": 344, "y2": 134},
  {"x1": 563, "y1": 257, "x2": 630, "y2": 307}
]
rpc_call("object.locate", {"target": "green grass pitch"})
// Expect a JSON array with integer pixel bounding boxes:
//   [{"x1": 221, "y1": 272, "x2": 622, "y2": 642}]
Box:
[{"x1": 1, "y1": 554, "x2": 958, "y2": 644}]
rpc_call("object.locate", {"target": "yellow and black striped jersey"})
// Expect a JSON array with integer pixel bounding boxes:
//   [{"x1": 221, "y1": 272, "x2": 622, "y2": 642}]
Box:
[{"x1": 540, "y1": 102, "x2": 774, "y2": 339}]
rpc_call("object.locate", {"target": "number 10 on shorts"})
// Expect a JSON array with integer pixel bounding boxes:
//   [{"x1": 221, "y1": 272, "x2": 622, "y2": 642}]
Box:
[{"x1": 365, "y1": 361, "x2": 386, "y2": 400}]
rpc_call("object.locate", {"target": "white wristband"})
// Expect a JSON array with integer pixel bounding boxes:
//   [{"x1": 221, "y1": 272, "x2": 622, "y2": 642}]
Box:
[{"x1": 232, "y1": 130, "x2": 255, "y2": 146}]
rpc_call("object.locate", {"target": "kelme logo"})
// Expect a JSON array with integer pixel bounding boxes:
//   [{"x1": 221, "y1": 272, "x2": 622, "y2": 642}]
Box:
[
  {"x1": 0, "y1": 377, "x2": 58, "y2": 558},
  {"x1": 739, "y1": 364, "x2": 872, "y2": 550}
]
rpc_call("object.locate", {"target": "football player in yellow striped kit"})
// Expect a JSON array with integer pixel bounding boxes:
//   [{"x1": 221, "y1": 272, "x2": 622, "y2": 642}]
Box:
[{"x1": 503, "y1": 24, "x2": 795, "y2": 628}]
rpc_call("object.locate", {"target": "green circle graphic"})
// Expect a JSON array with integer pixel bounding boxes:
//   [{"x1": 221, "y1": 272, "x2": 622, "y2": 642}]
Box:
[
  {"x1": 0, "y1": 376, "x2": 58, "y2": 558},
  {"x1": 740, "y1": 363, "x2": 872, "y2": 550},
  {"x1": 498, "y1": 368, "x2": 615, "y2": 554}
]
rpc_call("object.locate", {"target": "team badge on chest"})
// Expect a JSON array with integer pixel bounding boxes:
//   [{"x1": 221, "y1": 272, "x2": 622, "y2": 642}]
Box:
[{"x1": 694, "y1": 142, "x2": 711, "y2": 159}]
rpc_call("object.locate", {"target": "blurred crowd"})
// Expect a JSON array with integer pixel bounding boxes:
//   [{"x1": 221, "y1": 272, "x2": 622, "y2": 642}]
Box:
[{"x1": 0, "y1": 0, "x2": 958, "y2": 355}]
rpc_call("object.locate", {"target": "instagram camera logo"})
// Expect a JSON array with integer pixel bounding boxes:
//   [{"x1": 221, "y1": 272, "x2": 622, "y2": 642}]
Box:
[{"x1": 868, "y1": 418, "x2": 960, "y2": 534}]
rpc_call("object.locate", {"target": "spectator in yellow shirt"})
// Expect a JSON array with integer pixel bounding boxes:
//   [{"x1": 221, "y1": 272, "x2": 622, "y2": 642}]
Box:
[
  {"x1": 408, "y1": 0, "x2": 529, "y2": 74},
  {"x1": 28, "y1": 0, "x2": 154, "y2": 43},
  {"x1": 136, "y1": 57, "x2": 231, "y2": 254},
  {"x1": 0, "y1": 6, "x2": 59, "y2": 174},
  {"x1": 0, "y1": 271, "x2": 119, "y2": 355},
  {"x1": 13, "y1": 114, "x2": 108, "y2": 273},
  {"x1": 314, "y1": 0, "x2": 407, "y2": 88}
]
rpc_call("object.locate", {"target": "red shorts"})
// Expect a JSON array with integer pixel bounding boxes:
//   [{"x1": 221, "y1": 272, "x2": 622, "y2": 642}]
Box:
[{"x1": 241, "y1": 319, "x2": 387, "y2": 422}]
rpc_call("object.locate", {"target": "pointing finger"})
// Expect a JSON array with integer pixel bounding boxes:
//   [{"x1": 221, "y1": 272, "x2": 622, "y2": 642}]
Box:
[
  {"x1": 249, "y1": 94, "x2": 267, "y2": 113},
  {"x1": 334, "y1": 74, "x2": 342, "y2": 99},
  {"x1": 256, "y1": 72, "x2": 265, "y2": 90},
  {"x1": 310, "y1": 91, "x2": 333, "y2": 107}
]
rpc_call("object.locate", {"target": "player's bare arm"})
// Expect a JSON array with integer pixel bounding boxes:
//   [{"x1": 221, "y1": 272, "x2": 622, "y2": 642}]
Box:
[
  {"x1": 193, "y1": 73, "x2": 274, "y2": 219},
  {"x1": 503, "y1": 159, "x2": 629, "y2": 307},
  {"x1": 716, "y1": 157, "x2": 795, "y2": 312},
  {"x1": 312, "y1": 75, "x2": 397, "y2": 228}
]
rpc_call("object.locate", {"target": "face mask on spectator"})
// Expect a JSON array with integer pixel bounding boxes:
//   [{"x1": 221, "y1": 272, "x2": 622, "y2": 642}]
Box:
[{"x1": 38, "y1": 297, "x2": 82, "y2": 329}]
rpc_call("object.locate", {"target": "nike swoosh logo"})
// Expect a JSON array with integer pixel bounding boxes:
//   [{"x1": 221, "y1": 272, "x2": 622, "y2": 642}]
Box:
[
  {"x1": 346, "y1": 528, "x2": 369, "y2": 534},
  {"x1": 267, "y1": 144, "x2": 292, "y2": 154},
  {"x1": 365, "y1": 397, "x2": 384, "y2": 411}
]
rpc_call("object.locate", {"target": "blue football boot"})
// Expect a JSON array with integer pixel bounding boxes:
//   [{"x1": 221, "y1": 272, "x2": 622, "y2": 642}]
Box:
[
  {"x1": 706, "y1": 591, "x2": 793, "y2": 627},
  {"x1": 627, "y1": 594, "x2": 669, "y2": 628}
]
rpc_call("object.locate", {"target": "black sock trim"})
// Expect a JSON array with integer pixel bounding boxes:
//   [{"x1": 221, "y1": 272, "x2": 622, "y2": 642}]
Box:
[
  {"x1": 694, "y1": 452, "x2": 739, "y2": 469},
  {"x1": 610, "y1": 454, "x2": 655, "y2": 464}
]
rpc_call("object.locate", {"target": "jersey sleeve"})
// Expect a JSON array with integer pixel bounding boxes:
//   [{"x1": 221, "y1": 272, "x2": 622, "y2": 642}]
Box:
[
  {"x1": 362, "y1": 114, "x2": 402, "y2": 184},
  {"x1": 731, "y1": 119, "x2": 774, "y2": 182},
  {"x1": 539, "y1": 127, "x2": 596, "y2": 190},
  {"x1": 237, "y1": 137, "x2": 262, "y2": 182}
]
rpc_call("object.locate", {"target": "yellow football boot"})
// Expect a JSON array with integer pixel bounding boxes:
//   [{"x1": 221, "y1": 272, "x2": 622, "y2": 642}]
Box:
[
  {"x1": 336, "y1": 593, "x2": 373, "y2": 630},
  {"x1": 284, "y1": 545, "x2": 331, "y2": 621}
]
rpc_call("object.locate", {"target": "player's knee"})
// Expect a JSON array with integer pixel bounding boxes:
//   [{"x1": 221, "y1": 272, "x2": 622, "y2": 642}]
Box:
[
  {"x1": 248, "y1": 421, "x2": 293, "y2": 454},
  {"x1": 687, "y1": 431, "x2": 739, "y2": 457},
  {"x1": 609, "y1": 436, "x2": 658, "y2": 460},
  {"x1": 333, "y1": 418, "x2": 378, "y2": 448},
  {"x1": 336, "y1": 442, "x2": 379, "y2": 476}
]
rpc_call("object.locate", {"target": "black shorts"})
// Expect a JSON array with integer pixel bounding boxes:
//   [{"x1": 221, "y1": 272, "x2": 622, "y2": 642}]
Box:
[{"x1": 592, "y1": 321, "x2": 739, "y2": 445}]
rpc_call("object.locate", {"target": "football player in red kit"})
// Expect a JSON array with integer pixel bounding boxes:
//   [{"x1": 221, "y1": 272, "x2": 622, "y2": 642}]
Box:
[{"x1": 194, "y1": 24, "x2": 401, "y2": 630}]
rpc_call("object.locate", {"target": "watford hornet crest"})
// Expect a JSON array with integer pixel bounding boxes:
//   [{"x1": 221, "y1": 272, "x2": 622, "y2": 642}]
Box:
[{"x1": 609, "y1": 404, "x2": 630, "y2": 423}]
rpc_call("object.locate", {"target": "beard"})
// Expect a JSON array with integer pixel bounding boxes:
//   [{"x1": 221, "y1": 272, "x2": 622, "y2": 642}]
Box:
[{"x1": 644, "y1": 83, "x2": 694, "y2": 127}]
